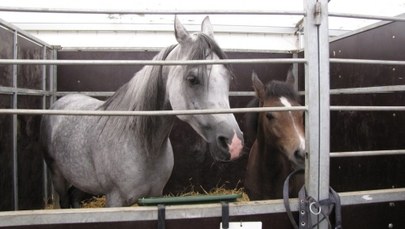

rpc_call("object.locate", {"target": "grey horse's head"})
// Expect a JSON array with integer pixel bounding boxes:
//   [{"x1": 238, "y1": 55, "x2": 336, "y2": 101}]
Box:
[{"x1": 164, "y1": 16, "x2": 244, "y2": 161}]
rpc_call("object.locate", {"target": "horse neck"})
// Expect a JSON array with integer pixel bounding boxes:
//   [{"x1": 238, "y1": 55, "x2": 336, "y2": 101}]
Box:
[
  {"x1": 128, "y1": 69, "x2": 175, "y2": 154},
  {"x1": 255, "y1": 128, "x2": 292, "y2": 183},
  {"x1": 98, "y1": 64, "x2": 175, "y2": 156}
]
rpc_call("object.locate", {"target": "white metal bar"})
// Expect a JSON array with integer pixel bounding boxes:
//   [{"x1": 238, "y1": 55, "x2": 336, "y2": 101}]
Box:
[
  {"x1": 2, "y1": 58, "x2": 405, "y2": 66},
  {"x1": 5, "y1": 84, "x2": 405, "y2": 98},
  {"x1": 329, "y1": 12, "x2": 405, "y2": 22},
  {"x1": 12, "y1": 30, "x2": 19, "y2": 211},
  {"x1": 304, "y1": 1, "x2": 331, "y2": 228},
  {"x1": 0, "y1": 58, "x2": 306, "y2": 65},
  {"x1": 50, "y1": 49, "x2": 57, "y2": 104},
  {"x1": 330, "y1": 58, "x2": 405, "y2": 65},
  {"x1": 0, "y1": 18, "x2": 53, "y2": 48},
  {"x1": 1, "y1": 106, "x2": 403, "y2": 116},
  {"x1": 0, "y1": 106, "x2": 307, "y2": 116},
  {"x1": 0, "y1": 188, "x2": 403, "y2": 227},
  {"x1": 330, "y1": 85, "x2": 405, "y2": 95},
  {"x1": 330, "y1": 149, "x2": 405, "y2": 157},
  {"x1": 0, "y1": 86, "x2": 50, "y2": 96},
  {"x1": 41, "y1": 46, "x2": 49, "y2": 207},
  {"x1": 331, "y1": 106, "x2": 405, "y2": 111},
  {"x1": 54, "y1": 91, "x2": 256, "y2": 97},
  {"x1": 0, "y1": 7, "x2": 306, "y2": 16}
]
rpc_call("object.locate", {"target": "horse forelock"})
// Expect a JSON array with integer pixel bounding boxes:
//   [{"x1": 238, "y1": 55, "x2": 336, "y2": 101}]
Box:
[
  {"x1": 266, "y1": 81, "x2": 300, "y2": 103},
  {"x1": 181, "y1": 33, "x2": 234, "y2": 91},
  {"x1": 186, "y1": 33, "x2": 233, "y2": 74}
]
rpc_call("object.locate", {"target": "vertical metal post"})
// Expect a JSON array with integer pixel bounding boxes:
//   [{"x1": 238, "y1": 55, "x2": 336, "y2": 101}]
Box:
[
  {"x1": 41, "y1": 46, "x2": 49, "y2": 205},
  {"x1": 48, "y1": 47, "x2": 58, "y2": 203},
  {"x1": 303, "y1": 0, "x2": 330, "y2": 228},
  {"x1": 50, "y1": 48, "x2": 58, "y2": 104},
  {"x1": 292, "y1": 53, "x2": 299, "y2": 91},
  {"x1": 12, "y1": 30, "x2": 19, "y2": 211}
]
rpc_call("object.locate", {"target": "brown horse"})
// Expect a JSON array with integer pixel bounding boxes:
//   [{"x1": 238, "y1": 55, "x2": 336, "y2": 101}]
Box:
[{"x1": 244, "y1": 70, "x2": 305, "y2": 200}]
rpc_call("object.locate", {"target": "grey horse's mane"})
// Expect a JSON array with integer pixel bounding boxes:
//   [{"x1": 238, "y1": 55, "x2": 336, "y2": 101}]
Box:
[
  {"x1": 97, "y1": 33, "x2": 230, "y2": 147},
  {"x1": 97, "y1": 44, "x2": 176, "y2": 143}
]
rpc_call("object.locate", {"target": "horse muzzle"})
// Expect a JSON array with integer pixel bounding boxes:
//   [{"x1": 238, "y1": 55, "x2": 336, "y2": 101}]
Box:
[{"x1": 210, "y1": 128, "x2": 244, "y2": 161}]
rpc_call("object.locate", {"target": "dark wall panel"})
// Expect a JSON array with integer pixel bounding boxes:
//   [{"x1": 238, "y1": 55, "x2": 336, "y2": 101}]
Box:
[
  {"x1": 0, "y1": 26, "x2": 47, "y2": 210},
  {"x1": 0, "y1": 95, "x2": 13, "y2": 211},
  {"x1": 328, "y1": 22, "x2": 405, "y2": 193},
  {"x1": 0, "y1": 26, "x2": 13, "y2": 87},
  {"x1": 57, "y1": 51, "x2": 157, "y2": 92}
]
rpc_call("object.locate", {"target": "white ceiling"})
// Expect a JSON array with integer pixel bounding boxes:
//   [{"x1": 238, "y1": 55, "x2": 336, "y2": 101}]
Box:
[{"x1": 0, "y1": 0, "x2": 404, "y2": 50}]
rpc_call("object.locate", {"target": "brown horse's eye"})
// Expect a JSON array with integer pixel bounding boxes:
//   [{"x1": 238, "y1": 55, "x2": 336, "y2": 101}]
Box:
[
  {"x1": 186, "y1": 75, "x2": 199, "y2": 85},
  {"x1": 266, "y1": 112, "x2": 274, "y2": 120}
]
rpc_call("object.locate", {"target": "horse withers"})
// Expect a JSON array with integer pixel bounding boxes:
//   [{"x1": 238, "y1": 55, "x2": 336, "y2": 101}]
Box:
[
  {"x1": 40, "y1": 16, "x2": 244, "y2": 208},
  {"x1": 244, "y1": 69, "x2": 305, "y2": 200}
]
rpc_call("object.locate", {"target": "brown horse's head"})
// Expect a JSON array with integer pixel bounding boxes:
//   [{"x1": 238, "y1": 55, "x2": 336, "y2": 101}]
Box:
[
  {"x1": 244, "y1": 69, "x2": 305, "y2": 200},
  {"x1": 249, "y1": 70, "x2": 305, "y2": 169}
]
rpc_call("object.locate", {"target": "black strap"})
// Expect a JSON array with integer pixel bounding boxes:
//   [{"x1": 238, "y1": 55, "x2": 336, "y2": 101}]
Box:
[
  {"x1": 157, "y1": 204, "x2": 166, "y2": 229},
  {"x1": 283, "y1": 168, "x2": 305, "y2": 229},
  {"x1": 221, "y1": 201, "x2": 230, "y2": 229},
  {"x1": 283, "y1": 169, "x2": 343, "y2": 229}
]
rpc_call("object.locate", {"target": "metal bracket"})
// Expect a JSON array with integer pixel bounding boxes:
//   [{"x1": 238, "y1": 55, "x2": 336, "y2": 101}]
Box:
[
  {"x1": 157, "y1": 204, "x2": 166, "y2": 229},
  {"x1": 221, "y1": 202, "x2": 230, "y2": 229},
  {"x1": 314, "y1": 2, "x2": 322, "y2": 25}
]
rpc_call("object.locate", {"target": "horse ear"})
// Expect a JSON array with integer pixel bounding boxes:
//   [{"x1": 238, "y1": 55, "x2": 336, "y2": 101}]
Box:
[
  {"x1": 201, "y1": 16, "x2": 214, "y2": 39},
  {"x1": 286, "y1": 66, "x2": 295, "y2": 86},
  {"x1": 174, "y1": 15, "x2": 190, "y2": 43},
  {"x1": 252, "y1": 71, "x2": 266, "y2": 101}
]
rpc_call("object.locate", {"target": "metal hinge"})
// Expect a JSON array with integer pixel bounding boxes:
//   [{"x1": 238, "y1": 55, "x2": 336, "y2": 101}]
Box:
[{"x1": 314, "y1": 2, "x2": 322, "y2": 25}]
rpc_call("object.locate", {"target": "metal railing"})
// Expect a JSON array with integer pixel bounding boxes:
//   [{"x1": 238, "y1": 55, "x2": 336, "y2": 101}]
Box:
[{"x1": 0, "y1": 2, "x2": 404, "y2": 228}]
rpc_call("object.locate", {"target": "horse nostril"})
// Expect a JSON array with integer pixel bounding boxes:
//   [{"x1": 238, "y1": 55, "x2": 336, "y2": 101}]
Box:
[
  {"x1": 217, "y1": 136, "x2": 229, "y2": 151},
  {"x1": 294, "y1": 150, "x2": 306, "y2": 161}
]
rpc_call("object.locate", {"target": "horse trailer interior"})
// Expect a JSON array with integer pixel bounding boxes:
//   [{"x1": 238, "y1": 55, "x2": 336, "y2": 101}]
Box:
[{"x1": 0, "y1": 0, "x2": 404, "y2": 228}]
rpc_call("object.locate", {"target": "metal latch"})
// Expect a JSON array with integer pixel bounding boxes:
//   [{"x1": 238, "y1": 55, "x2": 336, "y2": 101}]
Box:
[{"x1": 314, "y1": 2, "x2": 322, "y2": 25}]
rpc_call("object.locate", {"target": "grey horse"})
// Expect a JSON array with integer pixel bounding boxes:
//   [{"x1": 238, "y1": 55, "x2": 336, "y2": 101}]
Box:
[{"x1": 40, "y1": 16, "x2": 244, "y2": 208}]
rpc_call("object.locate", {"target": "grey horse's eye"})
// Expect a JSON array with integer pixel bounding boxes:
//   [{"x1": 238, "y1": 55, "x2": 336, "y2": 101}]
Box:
[{"x1": 186, "y1": 75, "x2": 200, "y2": 85}]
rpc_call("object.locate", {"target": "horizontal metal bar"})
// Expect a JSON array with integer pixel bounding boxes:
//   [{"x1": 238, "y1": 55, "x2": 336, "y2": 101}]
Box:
[
  {"x1": 3, "y1": 86, "x2": 402, "y2": 98},
  {"x1": 0, "y1": 188, "x2": 403, "y2": 227},
  {"x1": 0, "y1": 7, "x2": 306, "y2": 16},
  {"x1": 3, "y1": 58, "x2": 405, "y2": 66},
  {"x1": 55, "y1": 91, "x2": 113, "y2": 97},
  {"x1": 329, "y1": 12, "x2": 405, "y2": 22},
  {"x1": 331, "y1": 106, "x2": 405, "y2": 111},
  {"x1": 339, "y1": 188, "x2": 405, "y2": 206},
  {"x1": 55, "y1": 91, "x2": 256, "y2": 97},
  {"x1": 0, "y1": 86, "x2": 50, "y2": 96},
  {"x1": 0, "y1": 18, "x2": 53, "y2": 48},
  {"x1": 0, "y1": 106, "x2": 307, "y2": 116},
  {"x1": 54, "y1": 84, "x2": 405, "y2": 98},
  {"x1": 0, "y1": 58, "x2": 306, "y2": 65},
  {"x1": 330, "y1": 58, "x2": 405, "y2": 65},
  {"x1": 331, "y1": 149, "x2": 405, "y2": 157},
  {"x1": 330, "y1": 85, "x2": 405, "y2": 95}
]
